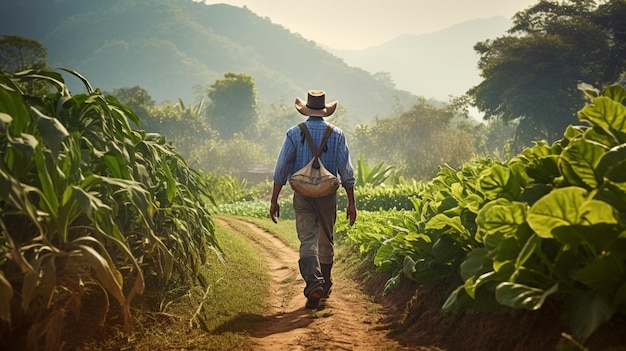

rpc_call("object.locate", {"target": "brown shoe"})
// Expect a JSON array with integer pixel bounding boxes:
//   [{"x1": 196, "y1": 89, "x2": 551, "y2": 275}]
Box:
[{"x1": 305, "y1": 286, "x2": 323, "y2": 309}]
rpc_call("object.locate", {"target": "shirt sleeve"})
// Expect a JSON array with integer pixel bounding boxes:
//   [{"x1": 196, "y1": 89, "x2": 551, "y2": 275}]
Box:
[
  {"x1": 273, "y1": 132, "x2": 296, "y2": 185},
  {"x1": 336, "y1": 130, "x2": 356, "y2": 188}
]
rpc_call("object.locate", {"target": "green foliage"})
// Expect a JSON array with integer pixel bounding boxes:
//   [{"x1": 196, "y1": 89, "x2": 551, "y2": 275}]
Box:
[
  {"x1": 469, "y1": 0, "x2": 626, "y2": 149},
  {"x1": 0, "y1": 35, "x2": 47, "y2": 73},
  {"x1": 208, "y1": 174, "x2": 252, "y2": 205},
  {"x1": 205, "y1": 72, "x2": 258, "y2": 139},
  {"x1": 337, "y1": 182, "x2": 421, "y2": 211},
  {"x1": 0, "y1": 69, "x2": 219, "y2": 349},
  {"x1": 352, "y1": 98, "x2": 477, "y2": 180},
  {"x1": 0, "y1": 35, "x2": 49, "y2": 95},
  {"x1": 355, "y1": 154, "x2": 395, "y2": 186},
  {"x1": 345, "y1": 82, "x2": 626, "y2": 344}
]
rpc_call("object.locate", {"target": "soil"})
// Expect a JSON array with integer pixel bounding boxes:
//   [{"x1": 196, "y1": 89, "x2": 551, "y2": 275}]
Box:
[
  {"x1": 216, "y1": 217, "x2": 426, "y2": 351},
  {"x1": 217, "y1": 217, "x2": 626, "y2": 351}
]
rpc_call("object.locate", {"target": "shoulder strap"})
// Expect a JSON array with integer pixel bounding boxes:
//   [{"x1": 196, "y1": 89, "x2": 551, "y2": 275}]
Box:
[{"x1": 298, "y1": 123, "x2": 334, "y2": 158}]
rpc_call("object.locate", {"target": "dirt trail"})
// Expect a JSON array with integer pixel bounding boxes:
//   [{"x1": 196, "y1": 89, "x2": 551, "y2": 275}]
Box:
[{"x1": 215, "y1": 217, "x2": 422, "y2": 351}]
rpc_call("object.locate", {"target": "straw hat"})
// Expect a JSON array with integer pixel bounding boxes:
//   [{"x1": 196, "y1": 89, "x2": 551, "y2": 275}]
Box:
[{"x1": 295, "y1": 90, "x2": 337, "y2": 117}]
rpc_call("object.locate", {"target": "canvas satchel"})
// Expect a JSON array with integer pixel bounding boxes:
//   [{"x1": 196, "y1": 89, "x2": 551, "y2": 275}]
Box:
[{"x1": 289, "y1": 123, "x2": 340, "y2": 197}]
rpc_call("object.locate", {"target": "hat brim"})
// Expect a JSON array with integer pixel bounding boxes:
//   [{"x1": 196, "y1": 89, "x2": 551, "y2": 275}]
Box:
[{"x1": 295, "y1": 97, "x2": 337, "y2": 117}]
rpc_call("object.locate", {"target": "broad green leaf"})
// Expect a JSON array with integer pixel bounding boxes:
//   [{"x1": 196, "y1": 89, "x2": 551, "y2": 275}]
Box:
[
  {"x1": 103, "y1": 154, "x2": 130, "y2": 179},
  {"x1": 460, "y1": 248, "x2": 490, "y2": 282},
  {"x1": 570, "y1": 253, "x2": 623, "y2": 290},
  {"x1": 519, "y1": 183, "x2": 552, "y2": 205},
  {"x1": 33, "y1": 147, "x2": 59, "y2": 215},
  {"x1": 374, "y1": 240, "x2": 394, "y2": 268},
  {"x1": 563, "y1": 125, "x2": 586, "y2": 142},
  {"x1": 476, "y1": 198, "x2": 528, "y2": 246},
  {"x1": 515, "y1": 234, "x2": 541, "y2": 270},
  {"x1": 479, "y1": 164, "x2": 521, "y2": 200},
  {"x1": 527, "y1": 187, "x2": 616, "y2": 238},
  {"x1": 402, "y1": 256, "x2": 418, "y2": 279},
  {"x1": 432, "y1": 234, "x2": 465, "y2": 265},
  {"x1": 459, "y1": 193, "x2": 483, "y2": 214},
  {"x1": 597, "y1": 143, "x2": 626, "y2": 182},
  {"x1": 525, "y1": 156, "x2": 560, "y2": 184},
  {"x1": 442, "y1": 285, "x2": 469, "y2": 312},
  {"x1": 583, "y1": 126, "x2": 619, "y2": 149},
  {"x1": 559, "y1": 138, "x2": 606, "y2": 188},
  {"x1": 426, "y1": 213, "x2": 470, "y2": 237},
  {"x1": 492, "y1": 237, "x2": 522, "y2": 267},
  {"x1": 561, "y1": 291, "x2": 615, "y2": 340},
  {"x1": 594, "y1": 180, "x2": 626, "y2": 216},
  {"x1": 383, "y1": 272, "x2": 402, "y2": 296},
  {"x1": 578, "y1": 96, "x2": 626, "y2": 134},
  {"x1": 495, "y1": 282, "x2": 558, "y2": 310},
  {"x1": 602, "y1": 84, "x2": 626, "y2": 105},
  {"x1": 552, "y1": 223, "x2": 620, "y2": 249}
]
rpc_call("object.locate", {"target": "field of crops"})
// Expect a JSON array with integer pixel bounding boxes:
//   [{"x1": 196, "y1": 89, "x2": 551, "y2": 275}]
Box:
[
  {"x1": 220, "y1": 84, "x2": 626, "y2": 348},
  {"x1": 1, "y1": 69, "x2": 626, "y2": 350},
  {"x1": 0, "y1": 70, "x2": 219, "y2": 349}
]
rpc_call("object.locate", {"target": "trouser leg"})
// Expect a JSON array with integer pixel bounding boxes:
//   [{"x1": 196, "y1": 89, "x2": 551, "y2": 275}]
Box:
[
  {"x1": 321, "y1": 263, "x2": 333, "y2": 298},
  {"x1": 294, "y1": 192, "x2": 337, "y2": 298},
  {"x1": 298, "y1": 256, "x2": 323, "y2": 298}
]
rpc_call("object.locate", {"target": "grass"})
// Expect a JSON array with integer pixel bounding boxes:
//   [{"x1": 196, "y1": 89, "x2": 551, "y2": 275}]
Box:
[
  {"x1": 75, "y1": 213, "x2": 378, "y2": 350},
  {"x1": 230, "y1": 215, "x2": 300, "y2": 251},
  {"x1": 79, "y1": 221, "x2": 270, "y2": 351}
]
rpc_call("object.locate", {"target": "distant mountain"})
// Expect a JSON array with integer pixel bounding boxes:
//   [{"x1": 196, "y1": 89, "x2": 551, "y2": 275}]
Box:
[
  {"x1": 328, "y1": 17, "x2": 512, "y2": 101},
  {"x1": 0, "y1": 0, "x2": 417, "y2": 124}
]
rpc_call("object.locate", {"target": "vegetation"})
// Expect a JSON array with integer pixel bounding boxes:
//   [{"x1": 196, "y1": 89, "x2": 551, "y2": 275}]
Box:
[
  {"x1": 2, "y1": 1, "x2": 626, "y2": 349},
  {"x1": 338, "y1": 84, "x2": 626, "y2": 345},
  {"x1": 205, "y1": 72, "x2": 258, "y2": 139},
  {"x1": 0, "y1": 70, "x2": 218, "y2": 349},
  {"x1": 81, "y1": 219, "x2": 268, "y2": 351},
  {"x1": 0, "y1": 35, "x2": 47, "y2": 74},
  {"x1": 469, "y1": 0, "x2": 626, "y2": 150}
]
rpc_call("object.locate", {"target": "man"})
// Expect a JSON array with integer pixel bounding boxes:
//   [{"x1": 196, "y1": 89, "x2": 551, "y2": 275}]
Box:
[{"x1": 270, "y1": 90, "x2": 357, "y2": 310}]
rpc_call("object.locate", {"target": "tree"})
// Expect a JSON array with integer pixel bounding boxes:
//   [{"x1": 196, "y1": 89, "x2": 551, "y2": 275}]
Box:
[
  {"x1": 359, "y1": 98, "x2": 476, "y2": 180},
  {"x1": 0, "y1": 35, "x2": 49, "y2": 95},
  {"x1": 108, "y1": 85, "x2": 155, "y2": 125},
  {"x1": 0, "y1": 35, "x2": 47, "y2": 73},
  {"x1": 468, "y1": 0, "x2": 626, "y2": 151},
  {"x1": 205, "y1": 72, "x2": 258, "y2": 139}
]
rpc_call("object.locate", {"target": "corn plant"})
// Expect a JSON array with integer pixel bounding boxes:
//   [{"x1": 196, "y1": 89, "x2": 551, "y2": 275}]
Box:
[{"x1": 0, "y1": 69, "x2": 219, "y2": 349}]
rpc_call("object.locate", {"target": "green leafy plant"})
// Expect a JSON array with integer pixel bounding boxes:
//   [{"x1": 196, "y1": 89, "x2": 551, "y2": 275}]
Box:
[
  {"x1": 343, "y1": 83, "x2": 626, "y2": 344},
  {"x1": 356, "y1": 154, "x2": 395, "y2": 186},
  {"x1": 0, "y1": 69, "x2": 219, "y2": 349}
]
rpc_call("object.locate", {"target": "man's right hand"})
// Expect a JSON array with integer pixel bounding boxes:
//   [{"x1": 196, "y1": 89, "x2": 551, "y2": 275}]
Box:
[{"x1": 270, "y1": 202, "x2": 280, "y2": 223}]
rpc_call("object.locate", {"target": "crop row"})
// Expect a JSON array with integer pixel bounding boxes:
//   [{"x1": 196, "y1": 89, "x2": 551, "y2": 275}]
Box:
[
  {"x1": 338, "y1": 84, "x2": 626, "y2": 343},
  {"x1": 0, "y1": 70, "x2": 218, "y2": 348}
]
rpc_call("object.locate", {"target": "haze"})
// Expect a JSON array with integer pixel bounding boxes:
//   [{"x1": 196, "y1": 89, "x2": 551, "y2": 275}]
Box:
[{"x1": 199, "y1": 0, "x2": 538, "y2": 50}]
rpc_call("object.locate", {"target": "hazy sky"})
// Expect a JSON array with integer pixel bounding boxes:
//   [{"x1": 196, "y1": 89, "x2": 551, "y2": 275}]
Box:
[{"x1": 200, "y1": 1, "x2": 538, "y2": 50}]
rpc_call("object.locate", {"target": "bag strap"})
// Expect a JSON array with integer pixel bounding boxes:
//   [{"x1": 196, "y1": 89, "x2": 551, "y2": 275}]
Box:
[{"x1": 298, "y1": 122, "x2": 334, "y2": 158}]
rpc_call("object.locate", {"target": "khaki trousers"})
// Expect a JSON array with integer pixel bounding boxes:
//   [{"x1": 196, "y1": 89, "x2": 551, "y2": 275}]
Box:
[{"x1": 293, "y1": 192, "x2": 337, "y2": 264}]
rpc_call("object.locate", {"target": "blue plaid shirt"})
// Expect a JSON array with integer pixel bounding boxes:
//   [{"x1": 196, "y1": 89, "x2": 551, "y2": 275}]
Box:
[{"x1": 273, "y1": 117, "x2": 355, "y2": 188}]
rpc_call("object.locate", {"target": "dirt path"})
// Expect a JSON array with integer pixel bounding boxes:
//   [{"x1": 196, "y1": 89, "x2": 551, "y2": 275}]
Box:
[{"x1": 214, "y1": 217, "x2": 421, "y2": 351}]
